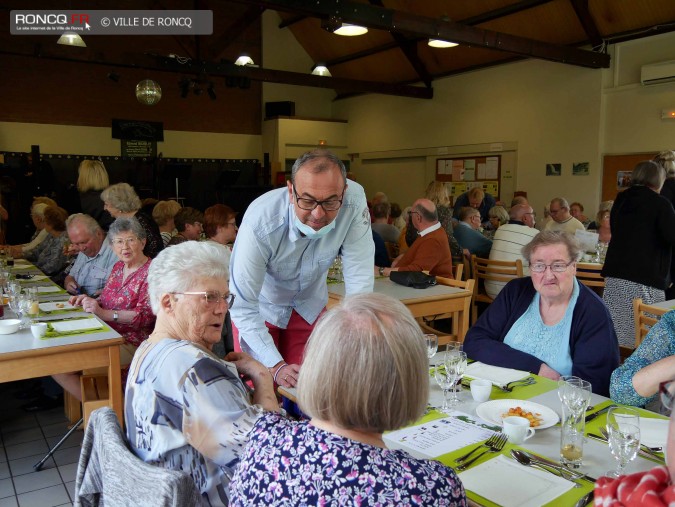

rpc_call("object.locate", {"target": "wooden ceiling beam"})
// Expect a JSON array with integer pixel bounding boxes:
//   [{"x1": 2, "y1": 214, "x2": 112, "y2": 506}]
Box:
[
  {"x1": 278, "y1": 13, "x2": 306, "y2": 29},
  {"x1": 568, "y1": 0, "x2": 603, "y2": 48},
  {"x1": 231, "y1": 0, "x2": 609, "y2": 68},
  {"x1": 460, "y1": 0, "x2": 553, "y2": 25},
  {"x1": 0, "y1": 50, "x2": 432, "y2": 99},
  {"x1": 208, "y1": 4, "x2": 265, "y2": 60}
]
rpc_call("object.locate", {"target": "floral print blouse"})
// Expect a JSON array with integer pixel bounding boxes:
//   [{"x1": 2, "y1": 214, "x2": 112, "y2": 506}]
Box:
[
  {"x1": 98, "y1": 259, "x2": 154, "y2": 347},
  {"x1": 25, "y1": 231, "x2": 68, "y2": 276},
  {"x1": 229, "y1": 412, "x2": 467, "y2": 506}
]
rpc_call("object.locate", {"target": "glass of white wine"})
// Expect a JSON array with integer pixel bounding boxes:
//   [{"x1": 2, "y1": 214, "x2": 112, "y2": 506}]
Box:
[{"x1": 606, "y1": 407, "x2": 640, "y2": 478}]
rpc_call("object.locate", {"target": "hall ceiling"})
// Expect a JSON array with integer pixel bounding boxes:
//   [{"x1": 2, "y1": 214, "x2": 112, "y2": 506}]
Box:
[{"x1": 2, "y1": 0, "x2": 675, "y2": 100}]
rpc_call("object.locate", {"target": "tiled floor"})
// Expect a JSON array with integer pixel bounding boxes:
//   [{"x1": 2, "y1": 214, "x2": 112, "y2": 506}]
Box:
[{"x1": 0, "y1": 381, "x2": 82, "y2": 507}]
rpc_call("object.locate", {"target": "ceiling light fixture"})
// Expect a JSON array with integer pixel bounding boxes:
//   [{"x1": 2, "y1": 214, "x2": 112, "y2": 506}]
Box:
[
  {"x1": 334, "y1": 23, "x2": 368, "y2": 36},
  {"x1": 428, "y1": 39, "x2": 458, "y2": 48},
  {"x1": 57, "y1": 32, "x2": 86, "y2": 47},
  {"x1": 234, "y1": 53, "x2": 254, "y2": 66},
  {"x1": 311, "y1": 64, "x2": 331, "y2": 77},
  {"x1": 136, "y1": 79, "x2": 162, "y2": 106}
]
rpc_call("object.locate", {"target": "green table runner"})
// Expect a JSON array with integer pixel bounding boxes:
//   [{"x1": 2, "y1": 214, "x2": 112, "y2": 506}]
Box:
[{"x1": 41, "y1": 319, "x2": 111, "y2": 339}]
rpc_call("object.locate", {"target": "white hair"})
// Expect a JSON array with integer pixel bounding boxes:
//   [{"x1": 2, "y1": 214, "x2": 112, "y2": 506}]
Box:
[{"x1": 147, "y1": 241, "x2": 231, "y2": 314}]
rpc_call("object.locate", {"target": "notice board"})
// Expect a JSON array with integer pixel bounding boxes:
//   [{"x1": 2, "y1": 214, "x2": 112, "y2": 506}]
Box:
[{"x1": 436, "y1": 155, "x2": 501, "y2": 205}]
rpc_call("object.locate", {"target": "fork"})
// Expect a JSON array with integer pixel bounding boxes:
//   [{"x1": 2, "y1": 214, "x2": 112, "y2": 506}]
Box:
[
  {"x1": 501, "y1": 377, "x2": 536, "y2": 392},
  {"x1": 457, "y1": 433, "x2": 508, "y2": 470},
  {"x1": 455, "y1": 433, "x2": 503, "y2": 463}
]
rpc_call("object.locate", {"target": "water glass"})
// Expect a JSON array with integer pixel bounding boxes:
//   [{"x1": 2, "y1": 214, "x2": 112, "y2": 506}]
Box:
[
  {"x1": 434, "y1": 361, "x2": 455, "y2": 413},
  {"x1": 446, "y1": 351, "x2": 468, "y2": 407},
  {"x1": 606, "y1": 407, "x2": 640, "y2": 478},
  {"x1": 424, "y1": 334, "x2": 438, "y2": 360},
  {"x1": 559, "y1": 377, "x2": 592, "y2": 468}
]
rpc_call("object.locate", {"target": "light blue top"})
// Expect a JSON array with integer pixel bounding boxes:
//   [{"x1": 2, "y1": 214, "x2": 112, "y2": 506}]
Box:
[
  {"x1": 69, "y1": 241, "x2": 118, "y2": 295},
  {"x1": 610, "y1": 310, "x2": 675, "y2": 407},
  {"x1": 503, "y1": 278, "x2": 580, "y2": 376},
  {"x1": 229, "y1": 182, "x2": 374, "y2": 367}
]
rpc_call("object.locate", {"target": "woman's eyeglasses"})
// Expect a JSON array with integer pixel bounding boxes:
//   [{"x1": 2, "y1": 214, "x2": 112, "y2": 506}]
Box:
[
  {"x1": 112, "y1": 237, "x2": 139, "y2": 247},
  {"x1": 529, "y1": 261, "x2": 575, "y2": 273},
  {"x1": 172, "y1": 290, "x2": 235, "y2": 307}
]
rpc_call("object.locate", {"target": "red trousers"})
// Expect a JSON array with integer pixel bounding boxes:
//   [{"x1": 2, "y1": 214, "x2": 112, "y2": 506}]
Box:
[{"x1": 233, "y1": 309, "x2": 324, "y2": 366}]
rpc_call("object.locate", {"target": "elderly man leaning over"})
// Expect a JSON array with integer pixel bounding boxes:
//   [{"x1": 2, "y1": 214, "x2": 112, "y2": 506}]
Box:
[
  {"x1": 229, "y1": 149, "x2": 374, "y2": 390},
  {"x1": 63, "y1": 213, "x2": 117, "y2": 297},
  {"x1": 379, "y1": 199, "x2": 453, "y2": 278}
]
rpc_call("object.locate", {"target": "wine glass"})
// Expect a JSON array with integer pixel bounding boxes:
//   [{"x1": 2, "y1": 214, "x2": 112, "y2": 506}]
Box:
[
  {"x1": 424, "y1": 334, "x2": 438, "y2": 360},
  {"x1": 606, "y1": 406, "x2": 640, "y2": 478},
  {"x1": 559, "y1": 377, "x2": 592, "y2": 413},
  {"x1": 434, "y1": 355, "x2": 455, "y2": 413},
  {"x1": 446, "y1": 351, "x2": 468, "y2": 407}
]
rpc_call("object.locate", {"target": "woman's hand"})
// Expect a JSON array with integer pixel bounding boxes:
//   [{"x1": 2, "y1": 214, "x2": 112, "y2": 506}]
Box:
[
  {"x1": 266, "y1": 361, "x2": 301, "y2": 388},
  {"x1": 225, "y1": 352, "x2": 279, "y2": 412},
  {"x1": 69, "y1": 294, "x2": 88, "y2": 306},
  {"x1": 538, "y1": 363, "x2": 561, "y2": 380},
  {"x1": 80, "y1": 296, "x2": 101, "y2": 316}
]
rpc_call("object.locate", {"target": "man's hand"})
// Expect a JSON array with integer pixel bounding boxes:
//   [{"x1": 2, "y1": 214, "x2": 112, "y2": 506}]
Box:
[{"x1": 64, "y1": 278, "x2": 80, "y2": 295}]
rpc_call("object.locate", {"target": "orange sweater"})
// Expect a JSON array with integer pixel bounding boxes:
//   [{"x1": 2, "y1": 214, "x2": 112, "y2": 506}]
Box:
[{"x1": 395, "y1": 227, "x2": 453, "y2": 278}]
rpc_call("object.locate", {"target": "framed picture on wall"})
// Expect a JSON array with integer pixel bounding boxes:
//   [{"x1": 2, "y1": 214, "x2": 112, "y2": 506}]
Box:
[
  {"x1": 546, "y1": 163, "x2": 561, "y2": 176},
  {"x1": 617, "y1": 171, "x2": 632, "y2": 189},
  {"x1": 572, "y1": 162, "x2": 589, "y2": 176}
]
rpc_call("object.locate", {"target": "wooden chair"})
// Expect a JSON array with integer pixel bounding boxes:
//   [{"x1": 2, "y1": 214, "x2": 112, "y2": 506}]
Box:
[
  {"x1": 453, "y1": 263, "x2": 463, "y2": 281},
  {"x1": 417, "y1": 276, "x2": 475, "y2": 345},
  {"x1": 633, "y1": 298, "x2": 669, "y2": 348},
  {"x1": 470, "y1": 256, "x2": 524, "y2": 324},
  {"x1": 384, "y1": 242, "x2": 399, "y2": 263},
  {"x1": 575, "y1": 262, "x2": 605, "y2": 297}
]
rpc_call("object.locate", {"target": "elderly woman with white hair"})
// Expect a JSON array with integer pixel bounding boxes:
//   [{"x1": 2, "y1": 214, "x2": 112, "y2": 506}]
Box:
[
  {"x1": 125, "y1": 241, "x2": 278, "y2": 507},
  {"x1": 229, "y1": 292, "x2": 467, "y2": 506}
]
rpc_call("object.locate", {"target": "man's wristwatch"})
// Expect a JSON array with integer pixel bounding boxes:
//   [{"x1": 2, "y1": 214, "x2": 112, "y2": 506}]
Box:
[
  {"x1": 379, "y1": 267, "x2": 385, "y2": 276},
  {"x1": 113, "y1": 311, "x2": 119, "y2": 322}
]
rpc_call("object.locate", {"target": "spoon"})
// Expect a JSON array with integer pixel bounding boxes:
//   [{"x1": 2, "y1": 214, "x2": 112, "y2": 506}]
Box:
[{"x1": 511, "y1": 450, "x2": 582, "y2": 487}]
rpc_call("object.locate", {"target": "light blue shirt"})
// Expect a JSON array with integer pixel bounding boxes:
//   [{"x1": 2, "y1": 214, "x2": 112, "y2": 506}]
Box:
[
  {"x1": 69, "y1": 241, "x2": 117, "y2": 295},
  {"x1": 503, "y1": 278, "x2": 580, "y2": 376},
  {"x1": 229, "y1": 182, "x2": 374, "y2": 367}
]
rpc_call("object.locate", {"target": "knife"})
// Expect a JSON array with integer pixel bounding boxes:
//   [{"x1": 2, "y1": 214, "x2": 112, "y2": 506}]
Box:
[
  {"x1": 521, "y1": 450, "x2": 596, "y2": 482},
  {"x1": 585, "y1": 404, "x2": 615, "y2": 422},
  {"x1": 574, "y1": 491, "x2": 594, "y2": 507}
]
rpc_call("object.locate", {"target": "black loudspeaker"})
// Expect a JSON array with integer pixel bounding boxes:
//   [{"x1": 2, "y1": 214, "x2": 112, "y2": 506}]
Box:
[{"x1": 265, "y1": 101, "x2": 295, "y2": 118}]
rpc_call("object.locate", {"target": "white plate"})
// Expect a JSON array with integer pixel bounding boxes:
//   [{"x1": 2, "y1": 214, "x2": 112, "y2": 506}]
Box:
[
  {"x1": 37, "y1": 286, "x2": 63, "y2": 293},
  {"x1": 39, "y1": 302, "x2": 77, "y2": 312},
  {"x1": 639, "y1": 418, "x2": 669, "y2": 448},
  {"x1": 475, "y1": 399, "x2": 559, "y2": 429},
  {"x1": 50, "y1": 318, "x2": 103, "y2": 333}
]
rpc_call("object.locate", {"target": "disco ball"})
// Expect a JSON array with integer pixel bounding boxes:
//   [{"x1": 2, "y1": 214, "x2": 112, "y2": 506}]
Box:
[{"x1": 136, "y1": 79, "x2": 162, "y2": 105}]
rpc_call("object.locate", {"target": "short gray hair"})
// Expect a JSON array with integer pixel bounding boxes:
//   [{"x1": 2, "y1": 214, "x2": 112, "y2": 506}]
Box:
[
  {"x1": 66, "y1": 213, "x2": 102, "y2": 236},
  {"x1": 522, "y1": 230, "x2": 582, "y2": 263},
  {"x1": 290, "y1": 149, "x2": 346, "y2": 185},
  {"x1": 488, "y1": 205, "x2": 509, "y2": 226},
  {"x1": 100, "y1": 183, "x2": 142, "y2": 213},
  {"x1": 550, "y1": 197, "x2": 569, "y2": 210},
  {"x1": 298, "y1": 293, "x2": 428, "y2": 433},
  {"x1": 147, "y1": 241, "x2": 231, "y2": 314},
  {"x1": 632, "y1": 160, "x2": 665, "y2": 190},
  {"x1": 107, "y1": 217, "x2": 146, "y2": 244}
]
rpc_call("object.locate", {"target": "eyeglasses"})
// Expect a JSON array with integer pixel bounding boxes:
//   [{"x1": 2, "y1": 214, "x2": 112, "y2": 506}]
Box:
[
  {"x1": 225, "y1": 221, "x2": 237, "y2": 228},
  {"x1": 292, "y1": 185, "x2": 344, "y2": 212},
  {"x1": 172, "y1": 290, "x2": 235, "y2": 307},
  {"x1": 660, "y1": 380, "x2": 675, "y2": 412},
  {"x1": 530, "y1": 261, "x2": 574, "y2": 273},
  {"x1": 112, "y1": 237, "x2": 140, "y2": 247}
]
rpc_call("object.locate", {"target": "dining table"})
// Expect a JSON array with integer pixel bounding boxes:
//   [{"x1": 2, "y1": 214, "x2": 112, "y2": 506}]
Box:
[
  {"x1": 0, "y1": 259, "x2": 125, "y2": 423},
  {"x1": 278, "y1": 355, "x2": 668, "y2": 507},
  {"x1": 328, "y1": 277, "x2": 473, "y2": 341}
]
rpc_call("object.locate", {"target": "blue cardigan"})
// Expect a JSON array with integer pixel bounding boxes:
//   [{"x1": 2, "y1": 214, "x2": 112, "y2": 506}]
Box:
[{"x1": 463, "y1": 277, "x2": 619, "y2": 396}]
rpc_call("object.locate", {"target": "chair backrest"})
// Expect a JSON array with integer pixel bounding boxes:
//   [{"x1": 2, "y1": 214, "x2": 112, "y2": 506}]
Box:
[
  {"x1": 429, "y1": 276, "x2": 475, "y2": 345},
  {"x1": 633, "y1": 298, "x2": 669, "y2": 348},
  {"x1": 453, "y1": 263, "x2": 464, "y2": 281},
  {"x1": 575, "y1": 262, "x2": 605, "y2": 296},
  {"x1": 470, "y1": 255, "x2": 523, "y2": 323},
  {"x1": 74, "y1": 407, "x2": 203, "y2": 507}
]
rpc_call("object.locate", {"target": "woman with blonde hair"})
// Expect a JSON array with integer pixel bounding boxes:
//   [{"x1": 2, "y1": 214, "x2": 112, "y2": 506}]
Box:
[
  {"x1": 77, "y1": 159, "x2": 113, "y2": 230},
  {"x1": 101, "y1": 182, "x2": 163, "y2": 258},
  {"x1": 152, "y1": 200, "x2": 182, "y2": 246}
]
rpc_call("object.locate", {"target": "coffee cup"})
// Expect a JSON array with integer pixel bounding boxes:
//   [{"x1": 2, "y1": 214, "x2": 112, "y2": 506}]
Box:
[
  {"x1": 31, "y1": 322, "x2": 47, "y2": 339},
  {"x1": 470, "y1": 379, "x2": 492, "y2": 402},
  {"x1": 503, "y1": 416, "x2": 535, "y2": 444}
]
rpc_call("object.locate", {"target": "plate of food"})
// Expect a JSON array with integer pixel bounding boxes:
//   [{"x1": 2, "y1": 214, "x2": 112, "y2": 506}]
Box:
[
  {"x1": 39, "y1": 302, "x2": 77, "y2": 312},
  {"x1": 475, "y1": 399, "x2": 559, "y2": 429}
]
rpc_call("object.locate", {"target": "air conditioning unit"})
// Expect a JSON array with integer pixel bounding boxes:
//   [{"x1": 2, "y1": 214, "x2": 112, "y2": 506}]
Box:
[{"x1": 641, "y1": 60, "x2": 675, "y2": 86}]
